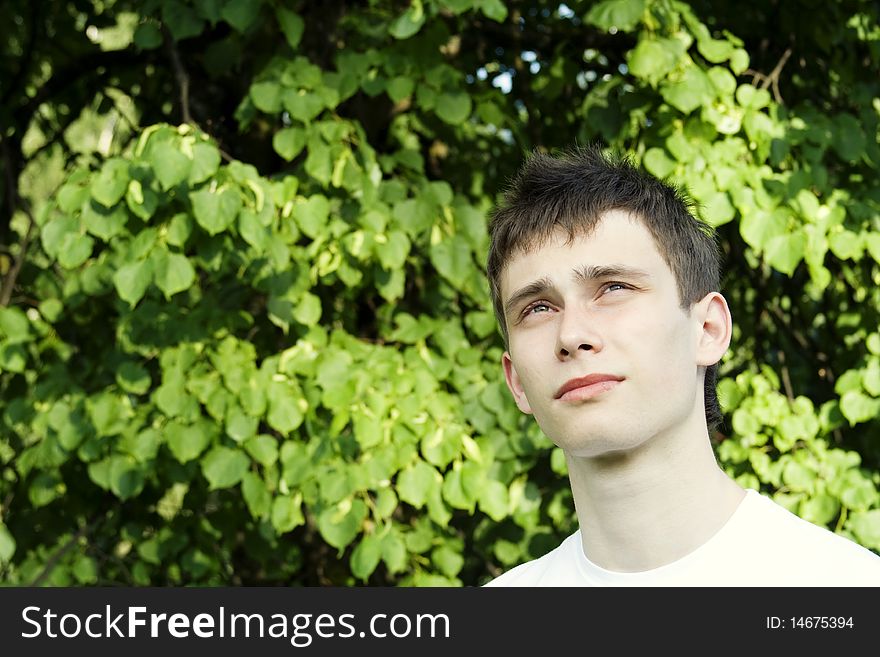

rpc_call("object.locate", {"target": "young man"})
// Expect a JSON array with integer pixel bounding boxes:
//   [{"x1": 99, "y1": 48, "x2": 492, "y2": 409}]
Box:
[{"x1": 483, "y1": 147, "x2": 880, "y2": 586}]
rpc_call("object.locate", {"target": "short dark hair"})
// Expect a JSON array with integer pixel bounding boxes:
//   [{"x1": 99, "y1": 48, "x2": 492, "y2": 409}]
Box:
[{"x1": 486, "y1": 146, "x2": 723, "y2": 432}]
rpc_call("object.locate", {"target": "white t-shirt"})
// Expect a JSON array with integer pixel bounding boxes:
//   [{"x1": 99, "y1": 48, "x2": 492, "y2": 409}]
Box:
[{"x1": 484, "y1": 490, "x2": 880, "y2": 586}]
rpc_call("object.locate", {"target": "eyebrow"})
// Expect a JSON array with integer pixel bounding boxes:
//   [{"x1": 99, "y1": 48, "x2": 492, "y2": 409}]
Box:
[
  {"x1": 573, "y1": 264, "x2": 651, "y2": 284},
  {"x1": 503, "y1": 264, "x2": 652, "y2": 319},
  {"x1": 504, "y1": 276, "x2": 554, "y2": 319}
]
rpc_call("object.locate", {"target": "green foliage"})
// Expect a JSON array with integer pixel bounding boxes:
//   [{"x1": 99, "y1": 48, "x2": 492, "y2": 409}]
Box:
[{"x1": 2, "y1": 0, "x2": 880, "y2": 587}]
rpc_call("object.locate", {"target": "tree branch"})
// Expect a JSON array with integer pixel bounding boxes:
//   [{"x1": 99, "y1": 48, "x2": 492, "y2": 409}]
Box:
[
  {"x1": 31, "y1": 515, "x2": 104, "y2": 586},
  {"x1": 163, "y1": 27, "x2": 195, "y2": 126},
  {"x1": 0, "y1": 137, "x2": 36, "y2": 307},
  {"x1": 744, "y1": 47, "x2": 792, "y2": 104}
]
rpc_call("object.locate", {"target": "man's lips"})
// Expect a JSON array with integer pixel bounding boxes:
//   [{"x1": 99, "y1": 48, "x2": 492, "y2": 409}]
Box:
[{"x1": 555, "y1": 374, "x2": 625, "y2": 400}]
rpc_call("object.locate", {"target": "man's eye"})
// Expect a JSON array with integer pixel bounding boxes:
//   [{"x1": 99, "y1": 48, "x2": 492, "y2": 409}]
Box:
[
  {"x1": 524, "y1": 302, "x2": 551, "y2": 316},
  {"x1": 602, "y1": 282, "x2": 628, "y2": 294}
]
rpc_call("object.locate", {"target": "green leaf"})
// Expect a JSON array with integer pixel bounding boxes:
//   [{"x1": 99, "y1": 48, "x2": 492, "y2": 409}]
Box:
[
  {"x1": 305, "y1": 138, "x2": 332, "y2": 184},
  {"x1": 225, "y1": 405, "x2": 258, "y2": 442},
  {"x1": 386, "y1": 76, "x2": 415, "y2": 103},
  {"x1": 701, "y1": 191, "x2": 736, "y2": 227},
  {"x1": 201, "y1": 446, "x2": 250, "y2": 489},
  {"x1": 864, "y1": 233, "x2": 880, "y2": 265},
  {"x1": 295, "y1": 195, "x2": 330, "y2": 238},
  {"x1": 0, "y1": 523, "x2": 16, "y2": 564},
  {"x1": 764, "y1": 232, "x2": 806, "y2": 276},
  {"x1": 730, "y1": 49, "x2": 749, "y2": 74},
  {"x1": 271, "y1": 494, "x2": 305, "y2": 534},
  {"x1": 109, "y1": 455, "x2": 145, "y2": 500},
  {"x1": 643, "y1": 148, "x2": 676, "y2": 178},
  {"x1": 586, "y1": 0, "x2": 646, "y2": 32},
  {"x1": 126, "y1": 180, "x2": 158, "y2": 220},
  {"x1": 150, "y1": 142, "x2": 192, "y2": 190},
  {"x1": 292, "y1": 292, "x2": 322, "y2": 326},
  {"x1": 113, "y1": 259, "x2": 153, "y2": 306},
  {"x1": 167, "y1": 213, "x2": 193, "y2": 247},
  {"x1": 87, "y1": 392, "x2": 129, "y2": 436},
  {"x1": 430, "y1": 234, "x2": 471, "y2": 289},
  {"x1": 266, "y1": 380, "x2": 305, "y2": 434},
  {"x1": 72, "y1": 555, "x2": 98, "y2": 584},
  {"x1": 166, "y1": 420, "x2": 214, "y2": 463},
  {"x1": 397, "y1": 460, "x2": 438, "y2": 508},
  {"x1": 29, "y1": 472, "x2": 65, "y2": 507},
  {"x1": 389, "y1": 2, "x2": 425, "y2": 39},
  {"x1": 840, "y1": 390, "x2": 880, "y2": 425},
  {"x1": 432, "y1": 545, "x2": 464, "y2": 577},
  {"x1": 828, "y1": 230, "x2": 862, "y2": 261},
  {"x1": 221, "y1": 0, "x2": 262, "y2": 32},
  {"x1": 116, "y1": 361, "x2": 151, "y2": 394},
  {"x1": 376, "y1": 230, "x2": 411, "y2": 270},
  {"x1": 317, "y1": 498, "x2": 367, "y2": 550},
  {"x1": 442, "y1": 468, "x2": 471, "y2": 509},
  {"x1": 57, "y1": 233, "x2": 95, "y2": 269},
  {"x1": 41, "y1": 215, "x2": 78, "y2": 258},
  {"x1": 82, "y1": 201, "x2": 127, "y2": 241},
  {"x1": 735, "y1": 84, "x2": 771, "y2": 110},
  {"x1": 435, "y1": 92, "x2": 472, "y2": 125},
  {"x1": 283, "y1": 89, "x2": 325, "y2": 122},
  {"x1": 189, "y1": 142, "x2": 221, "y2": 184},
  {"x1": 863, "y1": 360, "x2": 880, "y2": 397},
  {"x1": 740, "y1": 208, "x2": 786, "y2": 251},
  {"x1": 190, "y1": 187, "x2": 242, "y2": 235},
  {"x1": 273, "y1": 127, "x2": 307, "y2": 161},
  {"x1": 241, "y1": 471, "x2": 270, "y2": 520},
  {"x1": 351, "y1": 533, "x2": 382, "y2": 581},
  {"x1": 478, "y1": 480, "x2": 509, "y2": 521},
  {"x1": 0, "y1": 307, "x2": 30, "y2": 342},
  {"x1": 832, "y1": 113, "x2": 865, "y2": 162},
  {"x1": 119, "y1": 428, "x2": 160, "y2": 463},
  {"x1": 661, "y1": 66, "x2": 715, "y2": 114},
  {"x1": 162, "y1": 1, "x2": 204, "y2": 40},
  {"x1": 244, "y1": 434, "x2": 278, "y2": 466},
  {"x1": 799, "y1": 494, "x2": 839, "y2": 526},
  {"x1": 250, "y1": 81, "x2": 282, "y2": 113},
  {"x1": 0, "y1": 343, "x2": 27, "y2": 372},
  {"x1": 627, "y1": 37, "x2": 683, "y2": 84},
  {"x1": 353, "y1": 410, "x2": 383, "y2": 448},
  {"x1": 152, "y1": 249, "x2": 196, "y2": 298},
  {"x1": 134, "y1": 23, "x2": 163, "y2": 49},
  {"x1": 381, "y1": 530, "x2": 408, "y2": 573},
  {"x1": 421, "y1": 425, "x2": 461, "y2": 468},
  {"x1": 782, "y1": 460, "x2": 814, "y2": 492},
  {"x1": 848, "y1": 510, "x2": 880, "y2": 549},
  {"x1": 697, "y1": 38, "x2": 734, "y2": 63},
  {"x1": 91, "y1": 158, "x2": 130, "y2": 207},
  {"x1": 276, "y1": 8, "x2": 304, "y2": 48},
  {"x1": 238, "y1": 210, "x2": 269, "y2": 251},
  {"x1": 477, "y1": 0, "x2": 507, "y2": 22}
]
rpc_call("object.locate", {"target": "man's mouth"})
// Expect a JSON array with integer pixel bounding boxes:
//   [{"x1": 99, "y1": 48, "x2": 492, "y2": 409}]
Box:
[{"x1": 555, "y1": 374, "x2": 625, "y2": 401}]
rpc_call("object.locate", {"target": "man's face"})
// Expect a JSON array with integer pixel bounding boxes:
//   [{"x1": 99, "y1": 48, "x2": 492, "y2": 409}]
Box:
[{"x1": 500, "y1": 210, "x2": 709, "y2": 457}]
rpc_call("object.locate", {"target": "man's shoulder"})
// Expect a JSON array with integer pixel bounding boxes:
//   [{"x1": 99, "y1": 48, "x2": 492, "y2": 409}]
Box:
[
  {"x1": 728, "y1": 490, "x2": 880, "y2": 584},
  {"x1": 483, "y1": 531, "x2": 582, "y2": 587}
]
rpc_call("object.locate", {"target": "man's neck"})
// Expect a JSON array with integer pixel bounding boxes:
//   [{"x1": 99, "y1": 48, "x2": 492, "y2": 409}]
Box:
[{"x1": 565, "y1": 411, "x2": 745, "y2": 573}]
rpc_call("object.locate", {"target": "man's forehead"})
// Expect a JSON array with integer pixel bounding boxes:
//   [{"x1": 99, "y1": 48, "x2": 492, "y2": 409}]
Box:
[{"x1": 500, "y1": 213, "x2": 664, "y2": 293}]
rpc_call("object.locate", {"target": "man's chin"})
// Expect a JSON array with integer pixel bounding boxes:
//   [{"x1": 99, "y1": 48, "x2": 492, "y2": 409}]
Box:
[{"x1": 546, "y1": 430, "x2": 650, "y2": 460}]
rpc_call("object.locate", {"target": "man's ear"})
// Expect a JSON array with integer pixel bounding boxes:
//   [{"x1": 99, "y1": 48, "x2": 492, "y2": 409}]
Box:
[
  {"x1": 693, "y1": 292, "x2": 732, "y2": 367},
  {"x1": 502, "y1": 351, "x2": 533, "y2": 414}
]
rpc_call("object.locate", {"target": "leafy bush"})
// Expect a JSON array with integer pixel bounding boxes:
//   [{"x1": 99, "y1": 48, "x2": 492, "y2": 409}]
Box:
[{"x1": 1, "y1": 0, "x2": 879, "y2": 585}]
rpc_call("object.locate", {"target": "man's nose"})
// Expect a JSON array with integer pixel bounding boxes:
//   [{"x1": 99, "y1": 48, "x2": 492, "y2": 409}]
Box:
[{"x1": 555, "y1": 302, "x2": 603, "y2": 360}]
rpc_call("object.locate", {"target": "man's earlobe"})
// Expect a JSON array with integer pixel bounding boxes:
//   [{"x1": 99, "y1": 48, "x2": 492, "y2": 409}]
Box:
[
  {"x1": 695, "y1": 292, "x2": 732, "y2": 367},
  {"x1": 502, "y1": 352, "x2": 533, "y2": 414}
]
